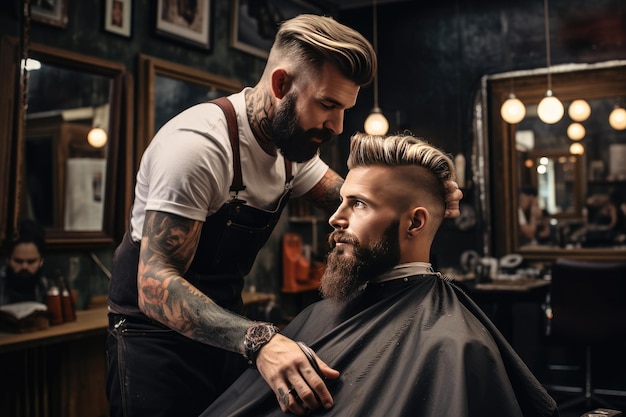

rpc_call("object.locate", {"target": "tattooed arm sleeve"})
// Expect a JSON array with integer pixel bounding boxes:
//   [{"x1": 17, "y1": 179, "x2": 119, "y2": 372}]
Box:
[
  {"x1": 302, "y1": 168, "x2": 344, "y2": 215},
  {"x1": 137, "y1": 210, "x2": 250, "y2": 355}
]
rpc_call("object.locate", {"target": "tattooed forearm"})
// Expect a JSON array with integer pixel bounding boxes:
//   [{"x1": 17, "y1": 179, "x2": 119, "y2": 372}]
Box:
[
  {"x1": 304, "y1": 168, "x2": 344, "y2": 215},
  {"x1": 137, "y1": 211, "x2": 251, "y2": 353}
]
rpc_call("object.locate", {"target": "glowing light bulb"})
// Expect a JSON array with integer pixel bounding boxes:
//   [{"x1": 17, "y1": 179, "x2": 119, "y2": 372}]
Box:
[
  {"x1": 537, "y1": 90, "x2": 564, "y2": 124},
  {"x1": 568, "y1": 99, "x2": 591, "y2": 122},
  {"x1": 500, "y1": 94, "x2": 526, "y2": 124},
  {"x1": 567, "y1": 123, "x2": 585, "y2": 140},
  {"x1": 609, "y1": 106, "x2": 626, "y2": 130},
  {"x1": 364, "y1": 109, "x2": 389, "y2": 135},
  {"x1": 88, "y1": 128, "x2": 108, "y2": 148},
  {"x1": 569, "y1": 142, "x2": 584, "y2": 155}
]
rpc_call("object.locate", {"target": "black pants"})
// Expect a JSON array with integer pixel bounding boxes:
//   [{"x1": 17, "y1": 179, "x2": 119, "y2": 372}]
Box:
[{"x1": 106, "y1": 314, "x2": 247, "y2": 417}]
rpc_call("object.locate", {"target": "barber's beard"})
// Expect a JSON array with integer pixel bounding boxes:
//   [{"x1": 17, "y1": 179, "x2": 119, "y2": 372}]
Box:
[
  {"x1": 5, "y1": 267, "x2": 43, "y2": 295},
  {"x1": 321, "y1": 221, "x2": 401, "y2": 302},
  {"x1": 271, "y1": 92, "x2": 336, "y2": 163}
]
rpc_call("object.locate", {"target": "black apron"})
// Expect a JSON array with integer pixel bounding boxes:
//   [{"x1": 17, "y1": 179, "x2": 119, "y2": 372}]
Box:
[{"x1": 108, "y1": 97, "x2": 293, "y2": 317}]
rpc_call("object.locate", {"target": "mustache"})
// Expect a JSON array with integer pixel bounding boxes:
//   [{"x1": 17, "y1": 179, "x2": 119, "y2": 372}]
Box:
[
  {"x1": 307, "y1": 128, "x2": 336, "y2": 144},
  {"x1": 328, "y1": 230, "x2": 359, "y2": 248}
]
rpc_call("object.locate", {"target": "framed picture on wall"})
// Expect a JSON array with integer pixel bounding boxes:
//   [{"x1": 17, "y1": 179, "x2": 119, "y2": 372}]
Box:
[
  {"x1": 31, "y1": 0, "x2": 68, "y2": 28},
  {"x1": 104, "y1": 0, "x2": 132, "y2": 38},
  {"x1": 229, "y1": 0, "x2": 322, "y2": 59},
  {"x1": 155, "y1": 0, "x2": 212, "y2": 50}
]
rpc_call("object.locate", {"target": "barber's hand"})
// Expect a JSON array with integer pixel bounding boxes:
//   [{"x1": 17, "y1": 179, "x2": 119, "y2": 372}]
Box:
[
  {"x1": 256, "y1": 334, "x2": 340, "y2": 415},
  {"x1": 444, "y1": 180, "x2": 464, "y2": 218}
]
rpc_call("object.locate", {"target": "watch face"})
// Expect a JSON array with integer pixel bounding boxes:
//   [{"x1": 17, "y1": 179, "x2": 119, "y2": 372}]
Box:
[{"x1": 245, "y1": 323, "x2": 280, "y2": 358}]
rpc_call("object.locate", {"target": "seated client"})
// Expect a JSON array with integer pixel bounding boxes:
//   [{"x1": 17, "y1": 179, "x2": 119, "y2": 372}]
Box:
[{"x1": 201, "y1": 132, "x2": 558, "y2": 417}]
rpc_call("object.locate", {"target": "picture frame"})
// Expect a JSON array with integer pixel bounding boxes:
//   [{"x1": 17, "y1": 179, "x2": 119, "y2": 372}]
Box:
[
  {"x1": 31, "y1": 0, "x2": 68, "y2": 28},
  {"x1": 104, "y1": 0, "x2": 132, "y2": 38},
  {"x1": 155, "y1": 0, "x2": 212, "y2": 50},
  {"x1": 230, "y1": 0, "x2": 321, "y2": 59}
]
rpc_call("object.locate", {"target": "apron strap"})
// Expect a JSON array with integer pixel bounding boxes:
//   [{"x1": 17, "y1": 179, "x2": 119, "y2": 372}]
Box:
[
  {"x1": 210, "y1": 97, "x2": 294, "y2": 191},
  {"x1": 211, "y1": 97, "x2": 246, "y2": 193}
]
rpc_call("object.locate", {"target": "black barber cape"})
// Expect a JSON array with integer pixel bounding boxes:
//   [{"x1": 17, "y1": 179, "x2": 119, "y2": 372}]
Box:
[{"x1": 201, "y1": 274, "x2": 558, "y2": 417}]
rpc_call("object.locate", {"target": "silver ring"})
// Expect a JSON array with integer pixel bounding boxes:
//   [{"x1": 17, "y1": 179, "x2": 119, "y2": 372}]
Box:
[{"x1": 289, "y1": 389, "x2": 305, "y2": 408}]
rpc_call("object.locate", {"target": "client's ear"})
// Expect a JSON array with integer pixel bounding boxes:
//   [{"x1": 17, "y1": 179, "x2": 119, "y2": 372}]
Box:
[{"x1": 407, "y1": 207, "x2": 428, "y2": 237}]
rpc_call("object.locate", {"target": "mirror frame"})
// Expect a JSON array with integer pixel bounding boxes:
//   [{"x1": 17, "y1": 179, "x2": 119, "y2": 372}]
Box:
[
  {"x1": 136, "y1": 54, "x2": 243, "y2": 167},
  {"x1": 2, "y1": 36, "x2": 133, "y2": 249},
  {"x1": 479, "y1": 60, "x2": 626, "y2": 262},
  {"x1": 0, "y1": 37, "x2": 20, "y2": 244}
]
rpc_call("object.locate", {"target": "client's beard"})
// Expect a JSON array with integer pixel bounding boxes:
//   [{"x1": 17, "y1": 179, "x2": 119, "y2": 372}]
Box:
[
  {"x1": 320, "y1": 221, "x2": 401, "y2": 302},
  {"x1": 271, "y1": 92, "x2": 336, "y2": 163},
  {"x1": 5, "y1": 267, "x2": 43, "y2": 296}
]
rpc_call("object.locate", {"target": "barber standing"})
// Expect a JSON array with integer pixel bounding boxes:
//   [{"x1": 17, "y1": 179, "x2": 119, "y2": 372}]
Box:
[{"x1": 106, "y1": 14, "x2": 463, "y2": 417}]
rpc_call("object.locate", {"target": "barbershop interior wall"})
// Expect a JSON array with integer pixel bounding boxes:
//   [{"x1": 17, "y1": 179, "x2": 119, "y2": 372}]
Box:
[
  {"x1": 1, "y1": 0, "x2": 625, "y2": 300},
  {"x1": 338, "y1": 0, "x2": 625, "y2": 270}
]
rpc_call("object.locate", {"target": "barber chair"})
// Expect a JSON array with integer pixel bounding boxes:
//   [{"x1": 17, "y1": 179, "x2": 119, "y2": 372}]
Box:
[{"x1": 545, "y1": 258, "x2": 626, "y2": 412}]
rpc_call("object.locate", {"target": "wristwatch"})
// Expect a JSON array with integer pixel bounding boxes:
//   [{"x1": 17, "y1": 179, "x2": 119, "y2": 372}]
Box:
[{"x1": 243, "y1": 322, "x2": 280, "y2": 367}]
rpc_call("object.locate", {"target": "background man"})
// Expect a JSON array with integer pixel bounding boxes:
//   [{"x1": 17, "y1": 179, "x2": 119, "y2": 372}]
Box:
[{"x1": 0, "y1": 219, "x2": 48, "y2": 306}]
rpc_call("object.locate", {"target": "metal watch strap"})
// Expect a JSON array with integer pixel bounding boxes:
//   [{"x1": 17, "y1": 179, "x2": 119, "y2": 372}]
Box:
[{"x1": 243, "y1": 322, "x2": 280, "y2": 367}]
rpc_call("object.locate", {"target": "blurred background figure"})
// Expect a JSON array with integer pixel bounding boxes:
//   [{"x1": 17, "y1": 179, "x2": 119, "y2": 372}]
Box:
[
  {"x1": 0, "y1": 219, "x2": 48, "y2": 306},
  {"x1": 574, "y1": 191, "x2": 620, "y2": 247},
  {"x1": 518, "y1": 185, "x2": 550, "y2": 246}
]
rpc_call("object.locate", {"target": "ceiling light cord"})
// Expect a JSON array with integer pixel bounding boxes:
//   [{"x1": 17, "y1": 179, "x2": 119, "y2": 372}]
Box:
[{"x1": 544, "y1": 0, "x2": 552, "y2": 91}]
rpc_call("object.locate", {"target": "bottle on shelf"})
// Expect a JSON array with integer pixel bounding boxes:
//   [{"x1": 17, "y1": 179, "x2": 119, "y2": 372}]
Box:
[
  {"x1": 60, "y1": 277, "x2": 76, "y2": 322},
  {"x1": 46, "y1": 283, "x2": 63, "y2": 325}
]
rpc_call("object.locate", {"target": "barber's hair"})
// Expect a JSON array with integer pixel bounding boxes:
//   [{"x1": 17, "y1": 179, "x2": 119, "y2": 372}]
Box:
[
  {"x1": 8, "y1": 219, "x2": 46, "y2": 257},
  {"x1": 269, "y1": 14, "x2": 376, "y2": 86},
  {"x1": 347, "y1": 132, "x2": 456, "y2": 213}
]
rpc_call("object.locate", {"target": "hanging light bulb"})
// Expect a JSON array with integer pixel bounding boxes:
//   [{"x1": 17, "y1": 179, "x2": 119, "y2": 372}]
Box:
[
  {"x1": 569, "y1": 142, "x2": 584, "y2": 155},
  {"x1": 364, "y1": 0, "x2": 388, "y2": 135},
  {"x1": 88, "y1": 127, "x2": 108, "y2": 148},
  {"x1": 500, "y1": 94, "x2": 526, "y2": 124},
  {"x1": 609, "y1": 106, "x2": 626, "y2": 130},
  {"x1": 568, "y1": 99, "x2": 591, "y2": 122},
  {"x1": 537, "y1": 90, "x2": 564, "y2": 124},
  {"x1": 537, "y1": 0, "x2": 563, "y2": 125},
  {"x1": 364, "y1": 107, "x2": 389, "y2": 135},
  {"x1": 566, "y1": 122, "x2": 585, "y2": 140}
]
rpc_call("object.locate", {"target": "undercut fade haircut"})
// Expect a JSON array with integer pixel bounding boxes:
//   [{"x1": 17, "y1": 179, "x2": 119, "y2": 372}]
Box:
[
  {"x1": 347, "y1": 132, "x2": 456, "y2": 216},
  {"x1": 270, "y1": 14, "x2": 377, "y2": 86}
]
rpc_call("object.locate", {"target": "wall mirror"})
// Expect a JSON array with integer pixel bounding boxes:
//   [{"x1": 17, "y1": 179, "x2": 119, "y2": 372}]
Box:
[
  {"x1": 1, "y1": 37, "x2": 133, "y2": 249},
  {"x1": 477, "y1": 60, "x2": 626, "y2": 261},
  {"x1": 136, "y1": 54, "x2": 242, "y2": 166}
]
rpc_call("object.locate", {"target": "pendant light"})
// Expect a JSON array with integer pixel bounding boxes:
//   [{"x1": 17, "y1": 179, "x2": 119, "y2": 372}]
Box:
[
  {"x1": 566, "y1": 122, "x2": 585, "y2": 140},
  {"x1": 568, "y1": 99, "x2": 591, "y2": 122},
  {"x1": 569, "y1": 142, "x2": 584, "y2": 155},
  {"x1": 537, "y1": 0, "x2": 564, "y2": 124},
  {"x1": 363, "y1": 0, "x2": 389, "y2": 135},
  {"x1": 609, "y1": 106, "x2": 626, "y2": 130},
  {"x1": 500, "y1": 9, "x2": 525, "y2": 124},
  {"x1": 501, "y1": 93, "x2": 526, "y2": 124},
  {"x1": 88, "y1": 127, "x2": 108, "y2": 148}
]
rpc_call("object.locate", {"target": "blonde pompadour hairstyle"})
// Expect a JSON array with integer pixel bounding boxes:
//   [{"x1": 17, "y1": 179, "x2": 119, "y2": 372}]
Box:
[
  {"x1": 347, "y1": 132, "x2": 456, "y2": 217},
  {"x1": 267, "y1": 14, "x2": 377, "y2": 87}
]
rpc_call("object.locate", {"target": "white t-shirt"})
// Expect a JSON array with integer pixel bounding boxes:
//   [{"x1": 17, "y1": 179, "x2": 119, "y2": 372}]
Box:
[{"x1": 130, "y1": 89, "x2": 329, "y2": 241}]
